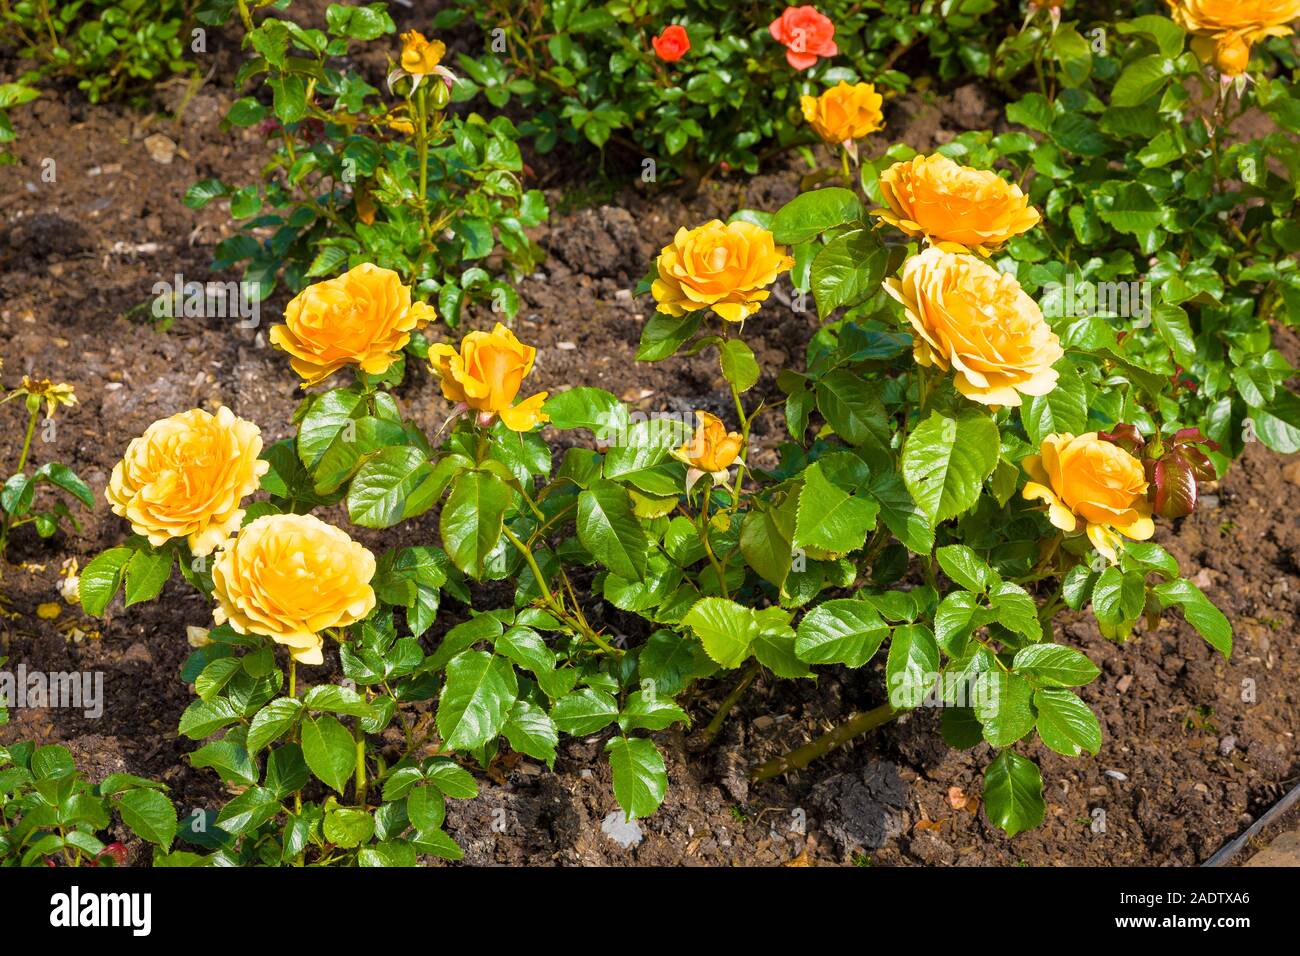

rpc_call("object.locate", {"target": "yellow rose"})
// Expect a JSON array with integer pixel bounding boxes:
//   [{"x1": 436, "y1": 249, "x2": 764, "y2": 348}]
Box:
[
  {"x1": 651, "y1": 220, "x2": 794, "y2": 323},
  {"x1": 1168, "y1": 0, "x2": 1300, "y2": 39},
  {"x1": 672, "y1": 411, "x2": 743, "y2": 475},
  {"x1": 883, "y1": 247, "x2": 1062, "y2": 407},
  {"x1": 107, "y1": 406, "x2": 268, "y2": 557},
  {"x1": 269, "y1": 263, "x2": 436, "y2": 386},
  {"x1": 800, "y1": 81, "x2": 885, "y2": 144},
  {"x1": 428, "y1": 322, "x2": 549, "y2": 432},
  {"x1": 211, "y1": 513, "x2": 376, "y2": 665},
  {"x1": 400, "y1": 30, "x2": 446, "y2": 75},
  {"x1": 1022, "y1": 433, "x2": 1155, "y2": 562},
  {"x1": 874, "y1": 153, "x2": 1041, "y2": 254},
  {"x1": 1211, "y1": 33, "x2": 1252, "y2": 74}
]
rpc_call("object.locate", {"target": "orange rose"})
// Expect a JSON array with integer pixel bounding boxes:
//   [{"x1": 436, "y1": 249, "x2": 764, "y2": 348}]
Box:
[
  {"x1": 769, "y1": 6, "x2": 838, "y2": 70},
  {"x1": 651, "y1": 220, "x2": 793, "y2": 323},
  {"x1": 801, "y1": 81, "x2": 884, "y2": 144},
  {"x1": 874, "y1": 153, "x2": 1041, "y2": 255},
  {"x1": 269, "y1": 263, "x2": 436, "y2": 386},
  {"x1": 673, "y1": 411, "x2": 743, "y2": 475},
  {"x1": 1022, "y1": 433, "x2": 1155, "y2": 562},
  {"x1": 652, "y1": 24, "x2": 691, "y2": 62},
  {"x1": 428, "y1": 322, "x2": 549, "y2": 432},
  {"x1": 883, "y1": 247, "x2": 1062, "y2": 407},
  {"x1": 212, "y1": 513, "x2": 376, "y2": 665},
  {"x1": 106, "y1": 406, "x2": 268, "y2": 556}
]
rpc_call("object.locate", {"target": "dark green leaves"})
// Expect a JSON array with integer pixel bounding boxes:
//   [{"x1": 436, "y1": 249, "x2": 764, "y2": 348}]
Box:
[
  {"x1": 436, "y1": 650, "x2": 518, "y2": 751},
  {"x1": 440, "y1": 469, "x2": 512, "y2": 577},
  {"x1": 604, "y1": 737, "x2": 667, "y2": 820},
  {"x1": 301, "y1": 715, "x2": 355, "y2": 794}
]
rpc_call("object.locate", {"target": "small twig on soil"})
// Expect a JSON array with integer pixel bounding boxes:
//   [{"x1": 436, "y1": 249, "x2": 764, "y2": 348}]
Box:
[{"x1": 750, "y1": 702, "x2": 898, "y2": 782}]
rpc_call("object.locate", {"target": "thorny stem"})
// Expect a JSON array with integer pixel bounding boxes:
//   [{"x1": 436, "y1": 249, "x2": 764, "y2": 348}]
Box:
[
  {"x1": 699, "y1": 659, "x2": 761, "y2": 746},
  {"x1": 750, "y1": 702, "x2": 899, "y2": 782}
]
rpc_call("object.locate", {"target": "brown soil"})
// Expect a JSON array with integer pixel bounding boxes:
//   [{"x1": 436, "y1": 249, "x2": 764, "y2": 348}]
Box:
[{"x1": 2, "y1": 23, "x2": 1298, "y2": 867}]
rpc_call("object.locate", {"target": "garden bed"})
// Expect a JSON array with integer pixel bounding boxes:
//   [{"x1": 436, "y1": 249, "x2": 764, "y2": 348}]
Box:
[{"x1": 2, "y1": 28, "x2": 1297, "y2": 865}]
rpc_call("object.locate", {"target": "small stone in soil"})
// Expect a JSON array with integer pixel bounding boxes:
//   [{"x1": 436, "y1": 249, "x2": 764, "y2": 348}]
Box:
[
  {"x1": 556, "y1": 341, "x2": 576, "y2": 350},
  {"x1": 1219, "y1": 735, "x2": 1237, "y2": 756},
  {"x1": 601, "y1": 812, "x2": 643, "y2": 849},
  {"x1": 1104, "y1": 770, "x2": 1128, "y2": 781},
  {"x1": 1199, "y1": 494, "x2": 1220, "y2": 509}
]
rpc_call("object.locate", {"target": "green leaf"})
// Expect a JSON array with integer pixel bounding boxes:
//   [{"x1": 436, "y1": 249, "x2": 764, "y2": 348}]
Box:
[
  {"x1": 719, "y1": 339, "x2": 760, "y2": 393},
  {"x1": 682, "y1": 597, "x2": 756, "y2": 668},
  {"x1": 436, "y1": 651, "x2": 518, "y2": 751},
  {"x1": 636, "y1": 312, "x2": 702, "y2": 362},
  {"x1": 902, "y1": 409, "x2": 999, "y2": 524},
  {"x1": 1251, "y1": 389, "x2": 1300, "y2": 454},
  {"x1": 300, "y1": 714, "x2": 356, "y2": 794},
  {"x1": 79, "y1": 547, "x2": 132, "y2": 615},
  {"x1": 771, "y1": 187, "x2": 863, "y2": 244},
  {"x1": 811, "y1": 230, "x2": 888, "y2": 320},
  {"x1": 116, "y1": 789, "x2": 178, "y2": 850},
  {"x1": 189, "y1": 740, "x2": 258, "y2": 786},
  {"x1": 604, "y1": 737, "x2": 667, "y2": 820},
  {"x1": 618, "y1": 690, "x2": 688, "y2": 733},
  {"x1": 550, "y1": 687, "x2": 620, "y2": 735},
  {"x1": 1034, "y1": 689, "x2": 1103, "y2": 756},
  {"x1": 1153, "y1": 579, "x2": 1232, "y2": 657},
  {"x1": 935, "y1": 545, "x2": 995, "y2": 593},
  {"x1": 1021, "y1": 362, "x2": 1087, "y2": 447},
  {"x1": 989, "y1": 581, "x2": 1042, "y2": 642},
  {"x1": 885, "y1": 624, "x2": 940, "y2": 709},
  {"x1": 1091, "y1": 566, "x2": 1146, "y2": 639},
  {"x1": 869, "y1": 472, "x2": 934, "y2": 554},
  {"x1": 303, "y1": 685, "x2": 376, "y2": 719},
  {"x1": 794, "y1": 599, "x2": 888, "y2": 667},
  {"x1": 440, "y1": 469, "x2": 512, "y2": 577},
  {"x1": 347, "y1": 445, "x2": 433, "y2": 529},
  {"x1": 1013, "y1": 644, "x2": 1101, "y2": 687},
  {"x1": 298, "y1": 388, "x2": 366, "y2": 468},
  {"x1": 577, "y1": 480, "x2": 649, "y2": 581},
  {"x1": 793, "y1": 462, "x2": 878, "y2": 557},
  {"x1": 33, "y1": 462, "x2": 94, "y2": 508},
  {"x1": 406, "y1": 785, "x2": 446, "y2": 833},
  {"x1": 739, "y1": 490, "x2": 799, "y2": 591},
  {"x1": 124, "y1": 547, "x2": 173, "y2": 607},
  {"x1": 816, "y1": 371, "x2": 889, "y2": 451},
  {"x1": 975, "y1": 673, "x2": 1036, "y2": 747},
  {"x1": 502, "y1": 699, "x2": 559, "y2": 766},
  {"x1": 1111, "y1": 55, "x2": 1178, "y2": 107},
  {"x1": 982, "y1": 751, "x2": 1045, "y2": 837},
  {"x1": 424, "y1": 758, "x2": 478, "y2": 799},
  {"x1": 542, "y1": 387, "x2": 627, "y2": 440}
]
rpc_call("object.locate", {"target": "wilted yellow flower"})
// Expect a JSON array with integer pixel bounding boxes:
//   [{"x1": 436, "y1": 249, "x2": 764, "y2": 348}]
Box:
[
  {"x1": 269, "y1": 263, "x2": 436, "y2": 386},
  {"x1": 389, "y1": 30, "x2": 456, "y2": 94},
  {"x1": 8, "y1": 377, "x2": 77, "y2": 418},
  {"x1": 801, "y1": 81, "x2": 884, "y2": 145},
  {"x1": 428, "y1": 322, "x2": 549, "y2": 432},
  {"x1": 107, "y1": 406, "x2": 268, "y2": 557},
  {"x1": 1022, "y1": 433, "x2": 1155, "y2": 562},
  {"x1": 883, "y1": 247, "x2": 1062, "y2": 407},
  {"x1": 401, "y1": 31, "x2": 446, "y2": 74},
  {"x1": 874, "y1": 153, "x2": 1041, "y2": 255},
  {"x1": 672, "y1": 411, "x2": 743, "y2": 477},
  {"x1": 211, "y1": 513, "x2": 376, "y2": 666},
  {"x1": 652, "y1": 220, "x2": 793, "y2": 323}
]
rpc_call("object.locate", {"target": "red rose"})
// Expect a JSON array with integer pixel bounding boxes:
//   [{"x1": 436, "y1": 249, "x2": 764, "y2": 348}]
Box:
[
  {"x1": 769, "y1": 5, "x2": 837, "y2": 70},
  {"x1": 652, "y1": 25, "x2": 690, "y2": 63}
]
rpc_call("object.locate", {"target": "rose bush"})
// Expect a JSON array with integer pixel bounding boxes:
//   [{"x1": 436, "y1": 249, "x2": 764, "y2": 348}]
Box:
[{"x1": 57, "y1": 2, "x2": 1300, "y2": 865}]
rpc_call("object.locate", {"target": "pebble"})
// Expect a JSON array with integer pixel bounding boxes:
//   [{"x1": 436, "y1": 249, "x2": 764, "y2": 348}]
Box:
[
  {"x1": 1198, "y1": 494, "x2": 1220, "y2": 509},
  {"x1": 1116, "y1": 674, "x2": 1133, "y2": 694},
  {"x1": 1104, "y1": 770, "x2": 1128, "y2": 781},
  {"x1": 600, "y1": 811, "x2": 643, "y2": 849},
  {"x1": 1218, "y1": 735, "x2": 1237, "y2": 756},
  {"x1": 144, "y1": 133, "x2": 177, "y2": 164},
  {"x1": 556, "y1": 341, "x2": 576, "y2": 350}
]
